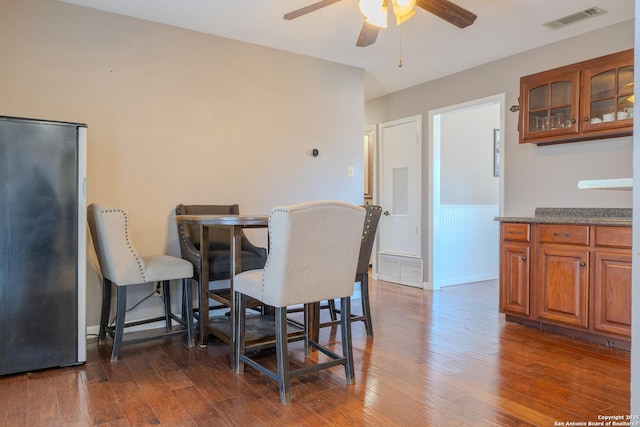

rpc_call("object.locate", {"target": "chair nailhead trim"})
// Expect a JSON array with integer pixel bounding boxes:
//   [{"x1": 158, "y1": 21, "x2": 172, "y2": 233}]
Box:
[
  {"x1": 176, "y1": 207, "x2": 200, "y2": 261},
  {"x1": 102, "y1": 208, "x2": 146, "y2": 282}
]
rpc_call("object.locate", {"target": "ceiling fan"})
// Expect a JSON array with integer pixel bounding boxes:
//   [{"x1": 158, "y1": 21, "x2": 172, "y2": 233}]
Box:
[{"x1": 283, "y1": 0, "x2": 477, "y2": 47}]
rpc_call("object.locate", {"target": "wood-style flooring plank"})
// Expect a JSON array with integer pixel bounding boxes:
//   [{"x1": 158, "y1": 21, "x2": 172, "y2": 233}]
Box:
[{"x1": 0, "y1": 279, "x2": 630, "y2": 426}]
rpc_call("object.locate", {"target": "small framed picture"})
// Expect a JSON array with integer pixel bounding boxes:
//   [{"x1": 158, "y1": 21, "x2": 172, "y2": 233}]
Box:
[{"x1": 493, "y1": 128, "x2": 500, "y2": 177}]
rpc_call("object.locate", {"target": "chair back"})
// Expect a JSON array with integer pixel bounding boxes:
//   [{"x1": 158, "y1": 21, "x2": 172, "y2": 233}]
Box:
[
  {"x1": 87, "y1": 204, "x2": 146, "y2": 286},
  {"x1": 260, "y1": 201, "x2": 365, "y2": 307},
  {"x1": 356, "y1": 205, "x2": 382, "y2": 276},
  {"x1": 176, "y1": 204, "x2": 239, "y2": 250}
]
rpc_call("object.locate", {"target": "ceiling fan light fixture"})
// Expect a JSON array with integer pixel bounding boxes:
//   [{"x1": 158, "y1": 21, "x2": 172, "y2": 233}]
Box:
[
  {"x1": 392, "y1": 0, "x2": 416, "y2": 25},
  {"x1": 359, "y1": 0, "x2": 388, "y2": 28}
]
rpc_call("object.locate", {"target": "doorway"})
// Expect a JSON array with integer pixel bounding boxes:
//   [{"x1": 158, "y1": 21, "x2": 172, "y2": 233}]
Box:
[{"x1": 428, "y1": 94, "x2": 505, "y2": 290}]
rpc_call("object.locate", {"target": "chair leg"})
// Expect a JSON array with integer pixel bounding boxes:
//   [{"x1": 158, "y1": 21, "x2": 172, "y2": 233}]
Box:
[
  {"x1": 302, "y1": 303, "x2": 310, "y2": 358},
  {"x1": 192, "y1": 274, "x2": 201, "y2": 322},
  {"x1": 182, "y1": 278, "x2": 195, "y2": 347},
  {"x1": 162, "y1": 280, "x2": 172, "y2": 332},
  {"x1": 361, "y1": 273, "x2": 374, "y2": 337},
  {"x1": 275, "y1": 307, "x2": 292, "y2": 405},
  {"x1": 98, "y1": 278, "x2": 112, "y2": 345},
  {"x1": 181, "y1": 280, "x2": 187, "y2": 326},
  {"x1": 340, "y1": 297, "x2": 355, "y2": 385},
  {"x1": 111, "y1": 286, "x2": 127, "y2": 362},
  {"x1": 328, "y1": 299, "x2": 338, "y2": 321},
  {"x1": 233, "y1": 291, "x2": 247, "y2": 374}
]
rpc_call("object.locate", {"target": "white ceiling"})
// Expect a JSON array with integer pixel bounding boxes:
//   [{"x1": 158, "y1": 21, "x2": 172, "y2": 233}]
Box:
[{"x1": 60, "y1": 0, "x2": 635, "y2": 100}]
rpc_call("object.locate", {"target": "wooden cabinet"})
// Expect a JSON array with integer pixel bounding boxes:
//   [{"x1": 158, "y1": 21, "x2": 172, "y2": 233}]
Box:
[
  {"x1": 520, "y1": 67, "x2": 580, "y2": 143},
  {"x1": 519, "y1": 49, "x2": 634, "y2": 145},
  {"x1": 592, "y1": 226, "x2": 632, "y2": 338},
  {"x1": 537, "y1": 224, "x2": 589, "y2": 328},
  {"x1": 499, "y1": 222, "x2": 631, "y2": 348},
  {"x1": 500, "y1": 223, "x2": 531, "y2": 316}
]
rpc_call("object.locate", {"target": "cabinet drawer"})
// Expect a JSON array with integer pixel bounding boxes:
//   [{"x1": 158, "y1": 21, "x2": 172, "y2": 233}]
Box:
[
  {"x1": 594, "y1": 226, "x2": 632, "y2": 249},
  {"x1": 538, "y1": 224, "x2": 589, "y2": 245},
  {"x1": 502, "y1": 223, "x2": 530, "y2": 242}
]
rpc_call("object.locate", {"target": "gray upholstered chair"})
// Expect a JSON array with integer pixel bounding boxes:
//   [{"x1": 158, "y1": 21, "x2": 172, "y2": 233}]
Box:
[
  {"x1": 233, "y1": 201, "x2": 365, "y2": 404},
  {"x1": 325, "y1": 204, "x2": 382, "y2": 336},
  {"x1": 175, "y1": 204, "x2": 267, "y2": 322},
  {"x1": 88, "y1": 204, "x2": 194, "y2": 362}
]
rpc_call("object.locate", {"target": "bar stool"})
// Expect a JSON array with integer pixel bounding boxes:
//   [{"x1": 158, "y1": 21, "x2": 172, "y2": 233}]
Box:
[
  {"x1": 88, "y1": 204, "x2": 194, "y2": 362},
  {"x1": 233, "y1": 201, "x2": 365, "y2": 404},
  {"x1": 325, "y1": 204, "x2": 382, "y2": 336}
]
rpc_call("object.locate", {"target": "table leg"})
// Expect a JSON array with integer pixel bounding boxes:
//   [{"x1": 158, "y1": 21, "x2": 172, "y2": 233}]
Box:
[
  {"x1": 305, "y1": 301, "x2": 320, "y2": 355},
  {"x1": 199, "y1": 225, "x2": 210, "y2": 347},
  {"x1": 229, "y1": 226, "x2": 242, "y2": 367}
]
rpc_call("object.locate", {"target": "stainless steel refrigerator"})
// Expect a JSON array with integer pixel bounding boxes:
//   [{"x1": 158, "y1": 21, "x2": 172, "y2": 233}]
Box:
[{"x1": 0, "y1": 116, "x2": 87, "y2": 375}]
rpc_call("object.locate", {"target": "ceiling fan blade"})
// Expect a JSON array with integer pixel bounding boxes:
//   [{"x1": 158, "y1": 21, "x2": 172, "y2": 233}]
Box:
[
  {"x1": 356, "y1": 21, "x2": 380, "y2": 47},
  {"x1": 284, "y1": 0, "x2": 344, "y2": 20},
  {"x1": 415, "y1": 0, "x2": 477, "y2": 28}
]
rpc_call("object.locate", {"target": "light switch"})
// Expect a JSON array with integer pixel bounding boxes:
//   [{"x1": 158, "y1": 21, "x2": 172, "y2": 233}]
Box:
[{"x1": 347, "y1": 166, "x2": 354, "y2": 177}]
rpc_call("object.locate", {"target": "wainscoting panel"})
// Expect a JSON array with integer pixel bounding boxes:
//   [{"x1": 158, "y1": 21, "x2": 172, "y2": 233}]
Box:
[{"x1": 436, "y1": 205, "x2": 499, "y2": 288}]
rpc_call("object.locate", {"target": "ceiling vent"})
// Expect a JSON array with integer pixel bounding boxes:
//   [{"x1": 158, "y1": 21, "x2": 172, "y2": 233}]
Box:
[{"x1": 543, "y1": 6, "x2": 607, "y2": 29}]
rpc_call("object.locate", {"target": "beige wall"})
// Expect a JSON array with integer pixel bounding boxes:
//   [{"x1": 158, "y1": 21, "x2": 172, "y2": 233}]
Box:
[
  {"x1": 0, "y1": 0, "x2": 365, "y2": 327},
  {"x1": 366, "y1": 20, "x2": 634, "y2": 219}
]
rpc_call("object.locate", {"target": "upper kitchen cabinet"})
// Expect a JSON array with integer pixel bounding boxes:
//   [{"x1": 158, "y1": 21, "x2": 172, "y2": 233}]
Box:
[
  {"x1": 520, "y1": 66, "x2": 580, "y2": 143},
  {"x1": 582, "y1": 49, "x2": 634, "y2": 134},
  {"x1": 519, "y1": 49, "x2": 634, "y2": 146}
]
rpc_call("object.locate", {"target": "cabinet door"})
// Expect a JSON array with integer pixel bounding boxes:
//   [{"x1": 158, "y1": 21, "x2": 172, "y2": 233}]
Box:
[
  {"x1": 581, "y1": 49, "x2": 634, "y2": 133},
  {"x1": 538, "y1": 247, "x2": 589, "y2": 328},
  {"x1": 520, "y1": 68, "x2": 580, "y2": 143},
  {"x1": 500, "y1": 242, "x2": 530, "y2": 316},
  {"x1": 593, "y1": 251, "x2": 631, "y2": 337}
]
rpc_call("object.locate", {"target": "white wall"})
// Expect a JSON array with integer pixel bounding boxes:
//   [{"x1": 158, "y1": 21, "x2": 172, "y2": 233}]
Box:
[
  {"x1": 630, "y1": 0, "x2": 639, "y2": 415},
  {"x1": 0, "y1": 0, "x2": 365, "y2": 327},
  {"x1": 440, "y1": 103, "x2": 500, "y2": 205}
]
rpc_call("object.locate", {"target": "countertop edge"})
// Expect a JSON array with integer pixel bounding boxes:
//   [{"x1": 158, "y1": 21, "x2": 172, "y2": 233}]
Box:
[{"x1": 495, "y1": 216, "x2": 632, "y2": 226}]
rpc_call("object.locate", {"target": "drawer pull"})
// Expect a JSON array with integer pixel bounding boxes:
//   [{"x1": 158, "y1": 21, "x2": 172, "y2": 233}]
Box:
[
  {"x1": 508, "y1": 231, "x2": 523, "y2": 235},
  {"x1": 552, "y1": 232, "x2": 571, "y2": 237}
]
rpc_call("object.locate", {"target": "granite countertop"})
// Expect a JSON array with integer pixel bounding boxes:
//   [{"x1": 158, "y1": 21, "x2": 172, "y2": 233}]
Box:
[{"x1": 495, "y1": 208, "x2": 632, "y2": 226}]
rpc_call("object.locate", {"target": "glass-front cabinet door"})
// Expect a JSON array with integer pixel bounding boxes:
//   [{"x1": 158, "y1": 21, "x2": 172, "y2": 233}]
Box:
[
  {"x1": 581, "y1": 49, "x2": 634, "y2": 133},
  {"x1": 520, "y1": 68, "x2": 580, "y2": 143},
  {"x1": 519, "y1": 49, "x2": 633, "y2": 145}
]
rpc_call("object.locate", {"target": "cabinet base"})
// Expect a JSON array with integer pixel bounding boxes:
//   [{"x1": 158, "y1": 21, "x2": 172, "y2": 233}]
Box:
[{"x1": 504, "y1": 315, "x2": 630, "y2": 351}]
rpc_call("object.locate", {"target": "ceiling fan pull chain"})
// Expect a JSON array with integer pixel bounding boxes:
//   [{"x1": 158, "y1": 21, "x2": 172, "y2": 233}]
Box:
[{"x1": 398, "y1": 27, "x2": 403, "y2": 68}]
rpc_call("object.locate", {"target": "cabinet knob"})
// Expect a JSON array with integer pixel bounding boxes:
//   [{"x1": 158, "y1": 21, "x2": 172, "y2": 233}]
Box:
[
  {"x1": 521, "y1": 256, "x2": 527, "y2": 261},
  {"x1": 580, "y1": 262, "x2": 586, "y2": 267},
  {"x1": 571, "y1": 119, "x2": 576, "y2": 124},
  {"x1": 583, "y1": 117, "x2": 589, "y2": 122}
]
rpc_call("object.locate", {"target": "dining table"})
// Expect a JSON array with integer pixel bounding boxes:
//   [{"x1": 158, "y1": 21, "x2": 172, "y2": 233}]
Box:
[{"x1": 174, "y1": 213, "x2": 320, "y2": 365}]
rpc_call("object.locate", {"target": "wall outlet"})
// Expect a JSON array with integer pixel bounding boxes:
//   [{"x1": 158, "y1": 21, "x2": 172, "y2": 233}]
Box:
[{"x1": 154, "y1": 283, "x2": 162, "y2": 296}]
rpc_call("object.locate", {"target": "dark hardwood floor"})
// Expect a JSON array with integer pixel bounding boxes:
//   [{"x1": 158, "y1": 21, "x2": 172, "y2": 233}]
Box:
[{"x1": 0, "y1": 279, "x2": 630, "y2": 426}]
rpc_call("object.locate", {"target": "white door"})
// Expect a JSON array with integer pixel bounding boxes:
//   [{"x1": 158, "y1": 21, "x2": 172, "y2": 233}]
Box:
[{"x1": 377, "y1": 116, "x2": 423, "y2": 288}]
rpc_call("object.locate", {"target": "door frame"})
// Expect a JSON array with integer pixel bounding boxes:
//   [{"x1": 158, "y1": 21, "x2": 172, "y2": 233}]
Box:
[
  {"x1": 364, "y1": 124, "x2": 378, "y2": 277},
  {"x1": 427, "y1": 93, "x2": 505, "y2": 290}
]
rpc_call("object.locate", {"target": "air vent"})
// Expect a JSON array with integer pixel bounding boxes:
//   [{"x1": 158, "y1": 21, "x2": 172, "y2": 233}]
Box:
[{"x1": 544, "y1": 6, "x2": 607, "y2": 29}]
